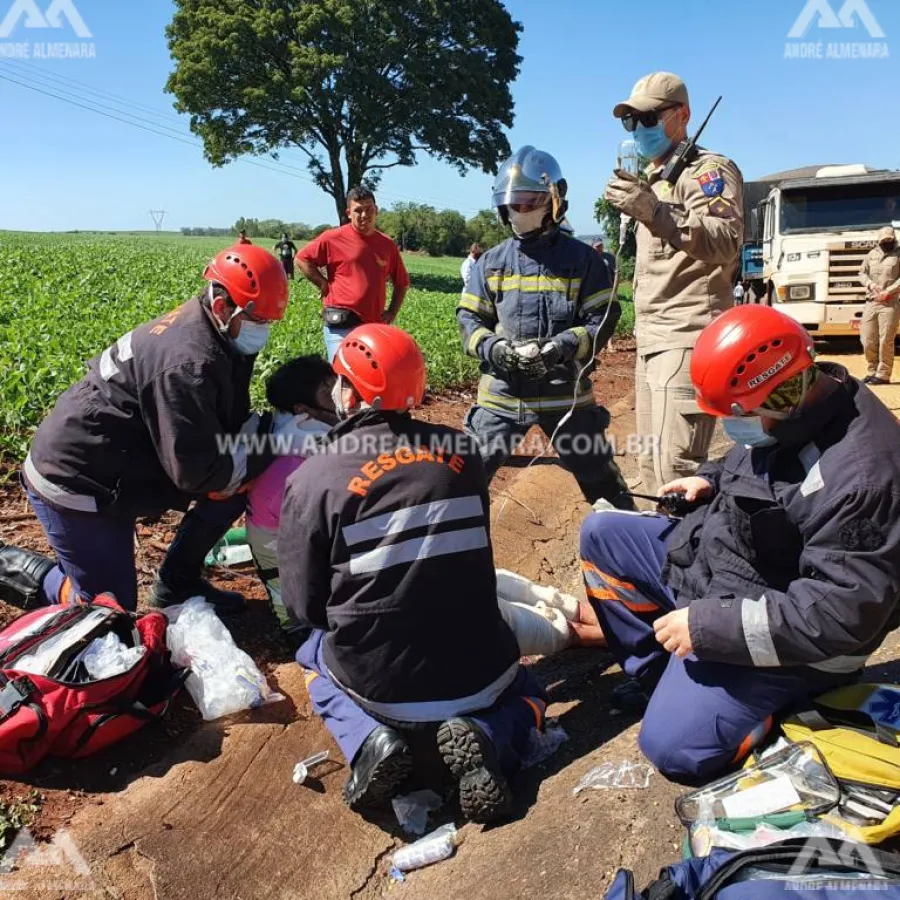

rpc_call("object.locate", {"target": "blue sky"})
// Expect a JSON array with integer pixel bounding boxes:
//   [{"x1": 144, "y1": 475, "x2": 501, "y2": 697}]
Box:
[{"x1": 0, "y1": 0, "x2": 897, "y2": 235}]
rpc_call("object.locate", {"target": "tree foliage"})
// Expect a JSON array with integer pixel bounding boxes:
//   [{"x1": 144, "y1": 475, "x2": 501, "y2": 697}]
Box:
[{"x1": 166, "y1": 0, "x2": 522, "y2": 224}]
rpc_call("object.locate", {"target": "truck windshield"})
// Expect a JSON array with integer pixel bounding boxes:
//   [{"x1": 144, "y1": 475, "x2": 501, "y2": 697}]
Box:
[{"x1": 780, "y1": 181, "x2": 900, "y2": 233}]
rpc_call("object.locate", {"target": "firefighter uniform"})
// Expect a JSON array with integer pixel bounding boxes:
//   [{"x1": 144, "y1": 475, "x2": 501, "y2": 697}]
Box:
[
  {"x1": 859, "y1": 228, "x2": 900, "y2": 383},
  {"x1": 580, "y1": 364, "x2": 900, "y2": 783},
  {"x1": 456, "y1": 230, "x2": 631, "y2": 506},
  {"x1": 22, "y1": 295, "x2": 262, "y2": 610},
  {"x1": 280, "y1": 410, "x2": 548, "y2": 775},
  {"x1": 631, "y1": 149, "x2": 744, "y2": 494}
]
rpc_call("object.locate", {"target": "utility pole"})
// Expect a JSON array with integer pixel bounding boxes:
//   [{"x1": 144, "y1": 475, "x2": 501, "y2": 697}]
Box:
[{"x1": 149, "y1": 210, "x2": 167, "y2": 233}]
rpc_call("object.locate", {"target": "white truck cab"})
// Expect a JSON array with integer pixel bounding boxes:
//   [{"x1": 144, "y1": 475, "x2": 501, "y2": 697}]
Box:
[{"x1": 759, "y1": 165, "x2": 900, "y2": 337}]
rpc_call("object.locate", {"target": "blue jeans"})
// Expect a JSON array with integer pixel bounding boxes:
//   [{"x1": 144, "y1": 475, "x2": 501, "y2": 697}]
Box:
[
  {"x1": 27, "y1": 488, "x2": 246, "y2": 612},
  {"x1": 579, "y1": 509, "x2": 851, "y2": 783},
  {"x1": 323, "y1": 324, "x2": 355, "y2": 362}
]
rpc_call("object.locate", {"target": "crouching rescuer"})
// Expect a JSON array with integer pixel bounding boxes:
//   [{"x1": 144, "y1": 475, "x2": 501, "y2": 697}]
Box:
[
  {"x1": 579, "y1": 305, "x2": 900, "y2": 784},
  {"x1": 0, "y1": 245, "x2": 290, "y2": 614},
  {"x1": 279, "y1": 325, "x2": 549, "y2": 823},
  {"x1": 456, "y1": 145, "x2": 634, "y2": 509}
]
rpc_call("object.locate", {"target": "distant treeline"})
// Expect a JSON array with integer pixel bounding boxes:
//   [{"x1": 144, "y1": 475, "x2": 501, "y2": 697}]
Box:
[{"x1": 180, "y1": 204, "x2": 512, "y2": 256}]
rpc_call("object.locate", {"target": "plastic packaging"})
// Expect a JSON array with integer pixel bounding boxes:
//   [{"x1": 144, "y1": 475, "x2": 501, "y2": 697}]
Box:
[
  {"x1": 80, "y1": 632, "x2": 145, "y2": 679},
  {"x1": 14, "y1": 608, "x2": 112, "y2": 676},
  {"x1": 690, "y1": 818, "x2": 849, "y2": 856},
  {"x1": 292, "y1": 750, "x2": 330, "y2": 785},
  {"x1": 522, "y1": 725, "x2": 569, "y2": 770},
  {"x1": 573, "y1": 761, "x2": 654, "y2": 795},
  {"x1": 391, "y1": 824, "x2": 459, "y2": 872},
  {"x1": 165, "y1": 597, "x2": 285, "y2": 720},
  {"x1": 675, "y1": 741, "x2": 840, "y2": 827},
  {"x1": 392, "y1": 790, "x2": 444, "y2": 836}
]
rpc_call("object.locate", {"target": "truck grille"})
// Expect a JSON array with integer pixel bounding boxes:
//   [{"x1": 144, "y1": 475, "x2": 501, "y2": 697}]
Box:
[{"x1": 827, "y1": 240, "x2": 874, "y2": 302}]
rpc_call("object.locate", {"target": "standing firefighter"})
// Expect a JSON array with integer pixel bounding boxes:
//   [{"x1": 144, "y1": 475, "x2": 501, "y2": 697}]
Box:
[
  {"x1": 858, "y1": 225, "x2": 900, "y2": 385},
  {"x1": 0, "y1": 245, "x2": 289, "y2": 614},
  {"x1": 606, "y1": 72, "x2": 744, "y2": 496},
  {"x1": 456, "y1": 146, "x2": 633, "y2": 509}
]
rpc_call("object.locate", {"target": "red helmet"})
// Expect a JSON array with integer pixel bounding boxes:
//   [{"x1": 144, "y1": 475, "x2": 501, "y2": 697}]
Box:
[
  {"x1": 203, "y1": 245, "x2": 289, "y2": 321},
  {"x1": 691, "y1": 306, "x2": 815, "y2": 417},
  {"x1": 333, "y1": 325, "x2": 427, "y2": 411}
]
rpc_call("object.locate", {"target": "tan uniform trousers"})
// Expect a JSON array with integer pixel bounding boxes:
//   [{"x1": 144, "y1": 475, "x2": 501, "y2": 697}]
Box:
[
  {"x1": 860, "y1": 300, "x2": 900, "y2": 382},
  {"x1": 636, "y1": 348, "x2": 716, "y2": 496}
]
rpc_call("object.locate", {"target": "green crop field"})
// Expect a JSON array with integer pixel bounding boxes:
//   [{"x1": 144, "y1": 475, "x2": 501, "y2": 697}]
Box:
[{"x1": 0, "y1": 231, "x2": 633, "y2": 461}]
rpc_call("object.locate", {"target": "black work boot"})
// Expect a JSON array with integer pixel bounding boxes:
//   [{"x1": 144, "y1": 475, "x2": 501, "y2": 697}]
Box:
[
  {"x1": 0, "y1": 542, "x2": 55, "y2": 610},
  {"x1": 150, "y1": 576, "x2": 246, "y2": 615},
  {"x1": 437, "y1": 717, "x2": 513, "y2": 824},
  {"x1": 610, "y1": 659, "x2": 667, "y2": 714},
  {"x1": 343, "y1": 725, "x2": 413, "y2": 810},
  {"x1": 151, "y1": 499, "x2": 247, "y2": 614}
]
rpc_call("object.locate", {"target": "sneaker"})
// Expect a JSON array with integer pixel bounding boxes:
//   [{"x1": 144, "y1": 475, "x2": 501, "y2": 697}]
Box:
[
  {"x1": 150, "y1": 576, "x2": 246, "y2": 614},
  {"x1": 437, "y1": 717, "x2": 513, "y2": 824},
  {"x1": 869, "y1": 377, "x2": 890, "y2": 386},
  {"x1": 863, "y1": 375, "x2": 877, "y2": 384},
  {"x1": 343, "y1": 725, "x2": 413, "y2": 810}
]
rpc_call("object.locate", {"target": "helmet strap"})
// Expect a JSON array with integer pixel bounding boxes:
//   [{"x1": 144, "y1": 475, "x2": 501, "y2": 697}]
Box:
[{"x1": 548, "y1": 182, "x2": 569, "y2": 224}]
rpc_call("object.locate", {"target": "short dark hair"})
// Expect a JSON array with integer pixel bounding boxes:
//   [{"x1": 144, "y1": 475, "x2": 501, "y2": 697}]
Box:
[
  {"x1": 266, "y1": 355, "x2": 335, "y2": 412},
  {"x1": 346, "y1": 186, "x2": 376, "y2": 207}
]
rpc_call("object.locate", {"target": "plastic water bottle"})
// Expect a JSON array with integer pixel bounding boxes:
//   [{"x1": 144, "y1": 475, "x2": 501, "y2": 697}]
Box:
[
  {"x1": 205, "y1": 526, "x2": 252, "y2": 567},
  {"x1": 392, "y1": 824, "x2": 459, "y2": 872}
]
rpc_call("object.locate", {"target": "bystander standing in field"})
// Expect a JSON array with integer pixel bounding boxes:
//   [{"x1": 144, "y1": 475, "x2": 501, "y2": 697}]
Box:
[
  {"x1": 295, "y1": 187, "x2": 410, "y2": 361},
  {"x1": 591, "y1": 239, "x2": 617, "y2": 286},
  {"x1": 273, "y1": 232, "x2": 298, "y2": 280},
  {"x1": 0, "y1": 246, "x2": 289, "y2": 615},
  {"x1": 238, "y1": 230, "x2": 252, "y2": 245},
  {"x1": 460, "y1": 242, "x2": 483, "y2": 290}
]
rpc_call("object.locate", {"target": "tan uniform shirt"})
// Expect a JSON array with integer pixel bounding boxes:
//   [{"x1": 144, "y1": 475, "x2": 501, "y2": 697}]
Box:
[
  {"x1": 859, "y1": 245, "x2": 900, "y2": 299},
  {"x1": 634, "y1": 148, "x2": 744, "y2": 355}
]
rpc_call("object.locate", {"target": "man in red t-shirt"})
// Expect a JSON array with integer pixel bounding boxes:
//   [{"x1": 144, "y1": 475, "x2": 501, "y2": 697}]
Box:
[{"x1": 296, "y1": 187, "x2": 410, "y2": 360}]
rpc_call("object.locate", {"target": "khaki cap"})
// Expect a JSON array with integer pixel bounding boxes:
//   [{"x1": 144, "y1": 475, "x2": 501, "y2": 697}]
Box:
[
  {"x1": 613, "y1": 72, "x2": 689, "y2": 117},
  {"x1": 878, "y1": 226, "x2": 895, "y2": 241}
]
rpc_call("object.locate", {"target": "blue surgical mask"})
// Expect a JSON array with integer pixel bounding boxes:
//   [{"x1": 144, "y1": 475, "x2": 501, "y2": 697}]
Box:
[
  {"x1": 723, "y1": 416, "x2": 777, "y2": 449},
  {"x1": 232, "y1": 319, "x2": 271, "y2": 355},
  {"x1": 633, "y1": 122, "x2": 674, "y2": 161}
]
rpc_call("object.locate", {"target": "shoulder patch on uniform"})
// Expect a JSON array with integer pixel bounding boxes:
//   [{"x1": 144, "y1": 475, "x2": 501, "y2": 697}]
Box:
[
  {"x1": 839, "y1": 519, "x2": 885, "y2": 552},
  {"x1": 697, "y1": 169, "x2": 725, "y2": 197},
  {"x1": 707, "y1": 196, "x2": 735, "y2": 219}
]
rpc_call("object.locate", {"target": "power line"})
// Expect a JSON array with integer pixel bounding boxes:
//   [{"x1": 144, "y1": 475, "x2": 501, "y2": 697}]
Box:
[{"x1": 0, "y1": 61, "x2": 486, "y2": 215}]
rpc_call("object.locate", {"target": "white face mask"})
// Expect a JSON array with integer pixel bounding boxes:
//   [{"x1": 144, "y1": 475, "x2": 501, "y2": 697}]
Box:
[{"x1": 508, "y1": 205, "x2": 550, "y2": 237}]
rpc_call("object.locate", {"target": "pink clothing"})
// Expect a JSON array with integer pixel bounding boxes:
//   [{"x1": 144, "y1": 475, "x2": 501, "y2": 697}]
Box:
[{"x1": 247, "y1": 455, "x2": 304, "y2": 531}]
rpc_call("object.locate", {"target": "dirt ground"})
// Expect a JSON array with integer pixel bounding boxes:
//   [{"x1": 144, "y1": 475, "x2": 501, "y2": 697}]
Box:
[{"x1": 0, "y1": 339, "x2": 898, "y2": 900}]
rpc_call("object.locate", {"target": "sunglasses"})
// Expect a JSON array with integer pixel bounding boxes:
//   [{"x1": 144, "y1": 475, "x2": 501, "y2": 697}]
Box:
[{"x1": 621, "y1": 104, "x2": 681, "y2": 133}]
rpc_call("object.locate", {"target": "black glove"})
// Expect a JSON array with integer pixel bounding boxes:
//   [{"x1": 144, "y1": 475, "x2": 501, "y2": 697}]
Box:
[
  {"x1": 516, "y1": 342, "x2": 548, "y2": 380},
  {"x1": 540, "y1": 341, "x2": 563, "y2": 368},
  {"x1": 489, "y1": 339, "x2": 519, "y2": 375}
]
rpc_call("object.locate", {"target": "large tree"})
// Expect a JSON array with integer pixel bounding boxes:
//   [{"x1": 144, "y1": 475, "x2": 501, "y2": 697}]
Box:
[{"x1": 166, "y1": 0, "x2": 522, "y2": 223}]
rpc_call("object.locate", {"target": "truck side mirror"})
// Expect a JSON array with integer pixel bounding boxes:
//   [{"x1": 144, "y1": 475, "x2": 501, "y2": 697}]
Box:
[{"x1": 750, "y1": 209, "x2": 759, "y2": 241}]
